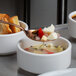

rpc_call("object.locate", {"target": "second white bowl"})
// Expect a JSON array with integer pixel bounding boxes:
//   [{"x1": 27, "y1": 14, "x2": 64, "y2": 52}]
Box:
[{"x1": 0, "y1": 20, "x2": 28, "y2": 55}]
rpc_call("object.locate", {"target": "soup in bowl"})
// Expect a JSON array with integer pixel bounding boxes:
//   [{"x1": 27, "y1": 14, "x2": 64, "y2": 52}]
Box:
[{"x1": 17, "y1": 37, "x2": 72, "y2": 74}]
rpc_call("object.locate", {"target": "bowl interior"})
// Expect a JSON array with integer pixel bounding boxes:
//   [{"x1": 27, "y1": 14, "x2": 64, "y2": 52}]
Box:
[
  {"x1": 69, "y1": 11, "x2": 76, "y2": 22},
  {"x1": 19, "y1": 37, "x2": 69, "y2": 52},
  {"x1": 19, "y1": 21, "x2": 28, "y2": 30}
]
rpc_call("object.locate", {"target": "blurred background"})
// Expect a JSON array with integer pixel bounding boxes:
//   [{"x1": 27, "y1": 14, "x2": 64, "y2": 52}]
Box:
[{"x1": 0, "y1": 0, "x2": 75, "y2": 28}]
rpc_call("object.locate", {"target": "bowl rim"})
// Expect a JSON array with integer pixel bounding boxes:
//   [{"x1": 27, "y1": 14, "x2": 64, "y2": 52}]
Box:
[
  {"x1": 17, "y1": 37, "x2": 72, "y2": 56},
  {"x1": 68, "y1": 11, "x2": 76, "y2": 23},
  {"x1": 0, "y1": 20, "x2": 28, "y2": 37}
]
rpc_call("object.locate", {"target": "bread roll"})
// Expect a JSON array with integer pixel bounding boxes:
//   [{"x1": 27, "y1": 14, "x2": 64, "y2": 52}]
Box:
[
  {"x1": 9, "y1": 16, "x2": 20, "y2": 33},
  {"x1": 0, "y1": 14, "x2": 12, "y2": 34}
]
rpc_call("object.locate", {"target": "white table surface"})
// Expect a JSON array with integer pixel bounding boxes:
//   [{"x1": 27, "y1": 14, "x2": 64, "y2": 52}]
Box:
[{"x1": 0, "y1": 24, "x2": 76, "y2": 76}]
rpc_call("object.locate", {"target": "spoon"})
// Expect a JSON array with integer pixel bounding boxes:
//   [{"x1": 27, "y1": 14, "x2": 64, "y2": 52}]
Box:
[{"x1": 0, "y1": 20, "x2": 60, "y2": 42}]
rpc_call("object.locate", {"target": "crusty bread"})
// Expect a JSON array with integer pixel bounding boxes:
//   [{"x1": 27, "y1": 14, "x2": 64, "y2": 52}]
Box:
[
  {"x1": 0, "y1": 14, "x2": 12, "y2": 34},
  {"x1": 9, "y1": 16, "x2": 20, "y2": 33},
  {"x1": 0, "y1": 14, "x2": 20, "y2": 34},
  {"x1": 0, "y1": 14, "x2": 9, "y2": 20}
]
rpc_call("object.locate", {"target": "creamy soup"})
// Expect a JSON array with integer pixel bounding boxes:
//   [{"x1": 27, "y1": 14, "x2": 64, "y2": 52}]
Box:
[{"x1": 25, "y1": 44, "x2": 65, "y2": 54}]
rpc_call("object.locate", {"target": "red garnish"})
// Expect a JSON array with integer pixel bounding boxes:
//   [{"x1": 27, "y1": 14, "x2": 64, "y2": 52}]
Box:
[
  {"x1": 43, "y1": 49, "x2": 54, "y2": 54},
  {"x1": 38, "y1": 28, "x2": 44, "y2": 38},
  {"x1": 47, "y1": 52, "x2": 54, "y2": 54},
  {"x1": 25, "y1": 48, "x2": 29, "y2": 51}
]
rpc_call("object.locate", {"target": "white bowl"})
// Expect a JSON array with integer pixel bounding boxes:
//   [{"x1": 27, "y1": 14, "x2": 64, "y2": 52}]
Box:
[
  {"x1": 0, "y1": 21, "x2": 28, "y2": 55},
  {"x1": 68, "y1": 11, "x2": 76, "y2": 38},
  {"x1": 39, "y1": 68, "x2": 76, "y2": 76},
  {"x1": 17, "y1": 37, "x2": 72, "y2": 74}
]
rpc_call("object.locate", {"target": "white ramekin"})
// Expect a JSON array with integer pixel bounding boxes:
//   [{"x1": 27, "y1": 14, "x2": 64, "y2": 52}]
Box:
[
  {"x1": 0, "y1": 21, "x2": 28, "y2": 55},
  {"x1": 68, "y1": 11, "x2": 76, "y2": 38},
  {"x1": 17, "y1": 37, "x2": 72, "y2": 74}
]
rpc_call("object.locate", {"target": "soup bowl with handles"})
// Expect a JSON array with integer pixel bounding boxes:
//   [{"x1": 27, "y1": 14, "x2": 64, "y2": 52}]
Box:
[
  {"x1": 0, "y1": 20, "x2": 28, "y2": 55},
  {"x1": 17, "y1": 37, "x2": 72, "y2": 74}
]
